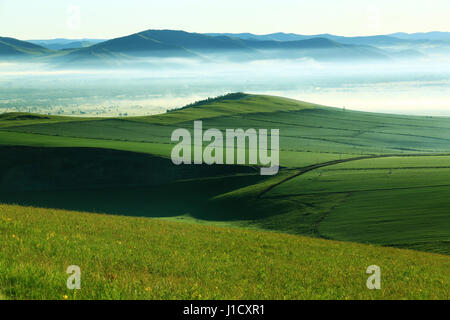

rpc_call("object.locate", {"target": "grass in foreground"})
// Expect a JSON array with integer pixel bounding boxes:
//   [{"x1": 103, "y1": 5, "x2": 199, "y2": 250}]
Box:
[{"x1": 0, "y1": 204, "x2": 448, "y2": 300}]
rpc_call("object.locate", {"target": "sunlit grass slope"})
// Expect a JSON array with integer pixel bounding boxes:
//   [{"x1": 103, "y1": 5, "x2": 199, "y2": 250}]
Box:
[
  {"x1": 265, "y1": 155, "x2": 450, "y2": 254},
  {"x1": 4, "y1": 93, "x2": 450, "y2": 167},
  {"x1": 130, "y1": 93, "x2": 317, "y2": 125},
  {"x1": 0, "y1": 112, "x2": 95, "y2": 128},
  {"x1": 0, "y1": 204, "x2": 448, "y2": 300},
  {"x1": 1, "y1": 93, "x2": 450, "y2": 256}
]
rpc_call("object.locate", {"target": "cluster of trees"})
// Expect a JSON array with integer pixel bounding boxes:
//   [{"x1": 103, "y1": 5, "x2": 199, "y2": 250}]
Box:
[{"x1": 166, "y1": 92, "x2": 248, "y2": 113}]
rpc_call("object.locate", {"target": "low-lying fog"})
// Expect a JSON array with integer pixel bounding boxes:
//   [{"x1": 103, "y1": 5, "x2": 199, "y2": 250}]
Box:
[{"x1": 1, "y1": 57, "x2": 450, "y2": 117}]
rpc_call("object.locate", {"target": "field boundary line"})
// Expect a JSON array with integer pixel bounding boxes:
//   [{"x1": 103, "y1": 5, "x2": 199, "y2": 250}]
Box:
[{"x1": 258, "y1": 153, "x2": 450, "y2": 199}]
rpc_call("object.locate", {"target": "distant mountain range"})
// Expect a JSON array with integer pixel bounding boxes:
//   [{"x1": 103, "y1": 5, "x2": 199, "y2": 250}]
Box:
[
  {"x1": 1, "y1": 30, "x2": 449, "y2": 67},
  {"x1": 0, "y1": 37, "x2": 50, "y2": 56},
  {"x1": 388, "y1": 31, "x2": 450, "y2": 41},
  {"x1": 206, "y1": 31, "x2": 450, "y2": 46},
  {"x1": 60, "y1": 30, "x2": 398, "y2": 67},
  {"x1": 28, "y1": 39, "x2": 106, "y2": 50}
]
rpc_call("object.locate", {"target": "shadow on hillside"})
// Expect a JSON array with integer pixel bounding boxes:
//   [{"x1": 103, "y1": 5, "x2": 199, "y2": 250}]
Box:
[
  {"x1": 0, "y1": 176, "x2": 266, "y2": 219},
  {"x1": 0, "y1": 146, "x2": 266, "y2": 219}
]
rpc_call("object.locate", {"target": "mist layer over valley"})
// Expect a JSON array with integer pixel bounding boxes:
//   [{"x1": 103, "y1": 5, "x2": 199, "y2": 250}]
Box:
[{"x1": 1, "y1": 29, "x2": 450, "y2": 116}]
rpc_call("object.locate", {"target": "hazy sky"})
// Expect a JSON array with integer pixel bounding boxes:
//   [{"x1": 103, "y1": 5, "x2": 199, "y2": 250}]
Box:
[{"x1": 1, "y1": 0, "x2": 450, "y2": 40}]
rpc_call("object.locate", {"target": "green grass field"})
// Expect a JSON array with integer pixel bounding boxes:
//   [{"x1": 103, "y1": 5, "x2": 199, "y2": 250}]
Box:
[
  {"x1": 1, "y1": 204, "x2": 448, "y2": 300},
  {"x1": 0, "y1": 93, "x2": 449, "y2": 299}
]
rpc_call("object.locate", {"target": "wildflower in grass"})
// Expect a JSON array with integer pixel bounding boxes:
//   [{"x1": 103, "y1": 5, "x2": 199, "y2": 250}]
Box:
[{"x1": 63, "y1": 295, "x2": 68, "y2": 300}]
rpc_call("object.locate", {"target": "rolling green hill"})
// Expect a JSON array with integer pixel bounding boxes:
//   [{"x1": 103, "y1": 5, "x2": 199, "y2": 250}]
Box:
[
  {"x1": 0, "y1": 37, "x2": 51, "y2": 57},
  {"x1": 0, "y1": 93, "x2": 449, "y2": 299}
]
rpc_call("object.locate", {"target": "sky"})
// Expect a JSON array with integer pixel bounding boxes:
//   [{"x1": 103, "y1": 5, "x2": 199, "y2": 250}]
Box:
[{"x1": 1, "y1": 0, "x2": 450, "y2": 40}]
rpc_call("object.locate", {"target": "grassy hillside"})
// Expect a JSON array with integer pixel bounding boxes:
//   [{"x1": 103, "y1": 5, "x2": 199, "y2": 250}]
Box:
[
  {"x1": 4, "y1": 94, "x2": 450, "y2": 164},
  {"x1": 265, "y1": 155, "x2": 450, "y2": 254},
  {"x1": 0, "y1": 94, "x2": 450, "y2": 253},
  {"x1": 0, "y1": 93, "x2": 449, "y2": 299},
  {"x1": 0, "y1": 204, "x2": 448, "y2": 300}
]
